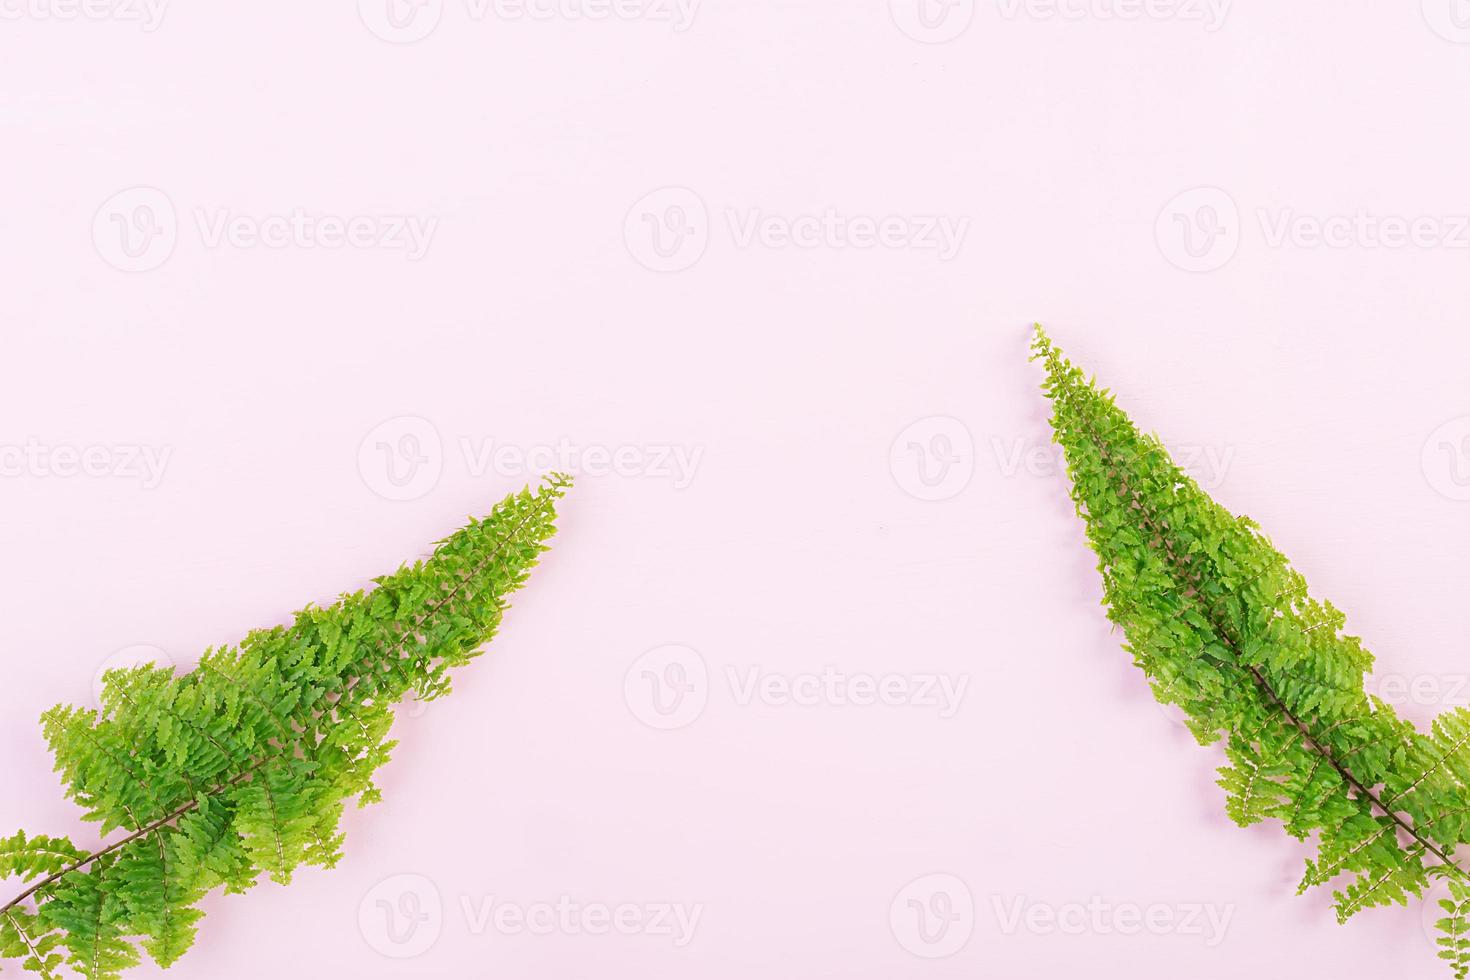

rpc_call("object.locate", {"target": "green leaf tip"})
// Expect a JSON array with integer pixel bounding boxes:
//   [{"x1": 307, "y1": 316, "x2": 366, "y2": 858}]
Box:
[
  {"x1": 0, "y1": 475, "x2": 571, "y2": 979},
  {"x1": 1029, "y1": 323, "x2": 1054, "y2": 361},
  {"x1": 1039, "y1": 341, "x2": 1470, "y2": 977}
]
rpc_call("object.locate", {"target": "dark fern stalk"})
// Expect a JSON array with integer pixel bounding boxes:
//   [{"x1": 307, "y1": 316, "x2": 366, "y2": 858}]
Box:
[
  {"x1": 0, "y1": 475, "x2": 571, "y2": 979},
  {"x1": 1034, "y1": 328, "x2": 1470, "y2": 977}
]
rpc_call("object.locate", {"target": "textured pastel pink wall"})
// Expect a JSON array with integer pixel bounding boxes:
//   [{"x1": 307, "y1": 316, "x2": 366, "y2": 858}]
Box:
[{"x1": 3, "y1": 2, "x2": 1470, "y2": 977}]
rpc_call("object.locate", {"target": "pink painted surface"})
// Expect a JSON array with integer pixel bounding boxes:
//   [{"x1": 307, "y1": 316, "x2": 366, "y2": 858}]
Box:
[{"x1": 4, "y1": 3, "x2": 1470, "y2": 977}]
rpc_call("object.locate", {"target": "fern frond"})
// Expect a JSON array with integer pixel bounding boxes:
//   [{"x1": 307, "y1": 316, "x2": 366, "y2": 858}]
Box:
[
  {"x1": 0, "y1": 475, "x2": 571, "y2": 976},
  {"x1": 1432, "y1": 865, "x2": 1470, "y2": 978},
  {"x1": 38, "y1": 857, "x2": 138, "y2": 980},
  {"x1": 1034, "y1": 328, "x2": 1470, "y2": 975},
  {"x1": 0, "y1": 835, "x2": 85, "y2": 885},
  {"x1": 0, "y1": 906, "x2": 64, "y2": 979}
]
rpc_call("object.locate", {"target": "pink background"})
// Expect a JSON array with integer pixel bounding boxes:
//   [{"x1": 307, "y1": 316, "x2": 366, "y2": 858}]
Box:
[{"x1": 5, "y1": 2, "x2": 1470, "y2": 977}]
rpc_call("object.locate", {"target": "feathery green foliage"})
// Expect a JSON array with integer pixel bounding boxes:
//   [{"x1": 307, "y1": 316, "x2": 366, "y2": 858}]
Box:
[
  {"x1": 1034, "y1": 328, "x2": 1470, "y2": 977},
  {"x1": 0, "y1": 475, "x2": 571, "y2": 979}
]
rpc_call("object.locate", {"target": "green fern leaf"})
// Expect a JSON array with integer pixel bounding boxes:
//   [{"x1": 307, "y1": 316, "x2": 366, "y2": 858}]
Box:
[
  {"x1": 1034, "y1": 328, "x2": 1470, "y2": 975},
  {"x1": 37, "y1": 857, "x2": 138, "y2": 980},
  {"x1": 0, "y1": 475, "x2": 570, "y2": 976},
  {"x1": 0, "y1": 906, "x2": 65, "y2": 979},
  {"x1": 0, "y1": 835, "x2": 85, "y2": 885}
]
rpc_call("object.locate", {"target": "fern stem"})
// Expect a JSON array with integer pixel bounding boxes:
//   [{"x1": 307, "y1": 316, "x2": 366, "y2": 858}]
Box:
[
  {"x1": 1244, "y1": 659, "x2": 1464, "y2": 874},
  {"x1": 0, "y1": 762, "x2": 264, "y2": 918}
]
